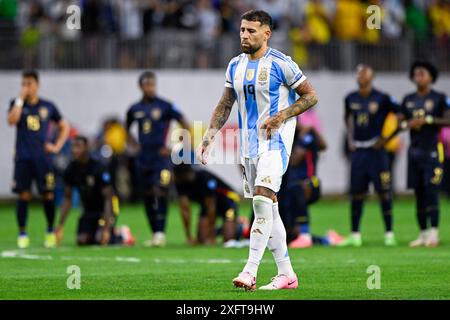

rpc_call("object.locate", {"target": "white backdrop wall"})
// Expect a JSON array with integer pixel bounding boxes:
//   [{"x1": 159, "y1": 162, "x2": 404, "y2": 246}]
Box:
[{"x1": 1, "y1": 71, "x2": 449, "y2": 197}]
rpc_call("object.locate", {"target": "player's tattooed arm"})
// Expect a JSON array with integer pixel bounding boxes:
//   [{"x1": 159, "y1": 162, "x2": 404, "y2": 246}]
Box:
[
  {"x1": 203, "y1": 87, "x2": 236, "y2": 146},
  {"x1": 280, "y1": 80, "x2": 318, "y2": 120},
  {"x1": 197, "y1": 87, "x2": 236, "y2": 164},
  {"x1": 262, "y1": 80, "x2": 318, "y2": 138}
]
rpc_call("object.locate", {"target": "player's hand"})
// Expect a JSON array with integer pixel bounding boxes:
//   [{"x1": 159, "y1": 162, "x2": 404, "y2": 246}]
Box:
[
  {"x1": 373, "y1": 137, "x2": 387, "y2": 150},
  {"x1": 261, "y1": 114, "x2": 283, "y2": 139},
  {"x1": 159, "y1": 146, "x2": 171, "y2": 158},
  {"x1": 55, "y1": 225, "x2": 64, "y2": 246},
  {"x1": 45, "y1": 143, "x2": 61, "y2": 154},
  {"x1": 19, "y1": 86, "x2": 29, "y2": 100},
  {"x1": 196, "y1": 141, "x2": 210, "y2": 165},
  {"x1": 348, "y1": 142, "x2": 356, "y2": 152},
  {"x1": 99, "y1": 228, "x2": 111, "y2": 246},
  {"x1": 408, "y1": 118, "x2": 426, "y2": 131},
  {"x1": 187, "y1": 237, "x2": 197, "y2": 246}
]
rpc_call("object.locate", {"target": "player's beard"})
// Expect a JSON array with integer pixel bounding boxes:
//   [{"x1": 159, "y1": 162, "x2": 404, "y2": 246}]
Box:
[{"x1": 241, "y1": 42, "x2": 261, "y2": 55}]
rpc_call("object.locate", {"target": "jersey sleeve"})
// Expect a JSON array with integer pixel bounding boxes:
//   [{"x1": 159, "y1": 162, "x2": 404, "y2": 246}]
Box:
[
  {"x1": 97, "y1": 165, "x2": 112, "y2": 188},
  {"x1": 7, "y1": 99, "x2": 15, "y2": 113},
  {"x1": 198, "y1": 172, "x2": 217, "y2": 197},
  {"x1": 344, "y1": 96, "x2": 351, "y2": 120},
  {"x1": 438, "y1": 94, "x2": 450, "y2": 116},
  {"x1": 63, "y1": 165, "x2": 74, "y2": 186},
  {"x1": 279, "y1": 57, "x2": 306, "y2": 90},
  {"x1": 168, "y1": 103, "x2": 183, "y2": 122},
  {"x1": 224, "y1": 58, "x2": 238, "y2": 88},
  {"x1": 125, "y1": 106, "x2": 135, "y2": 131},
  {"x1": 50, "y1": 103, "x2": 63, "y2": 122},
  {"x1": 399, "y1": 97, "x2": 410, "y2": 119},
  {"x1": 385, "y1": 94, "x2": 401, "y2": 114}
]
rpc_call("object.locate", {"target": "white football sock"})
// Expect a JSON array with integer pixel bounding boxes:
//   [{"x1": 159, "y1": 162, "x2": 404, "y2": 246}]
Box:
[
  {"x1": 267, "y1": 202, "x2": 295, "y2": 278},
  {"x1": 242, "y1": 195, "x2": 274, "y2": 277}
]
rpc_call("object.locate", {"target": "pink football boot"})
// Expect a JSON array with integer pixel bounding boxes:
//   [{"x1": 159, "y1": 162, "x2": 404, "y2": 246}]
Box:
[
  {"x1": 259, "y1": 274, "x2": 298, "y2": 290},
  {"x1": 232, "y1": 272, "x2": 256, "y2": 291},
  {"x1": 289, "y1": 234, "x2": 313, "y2": 248}
]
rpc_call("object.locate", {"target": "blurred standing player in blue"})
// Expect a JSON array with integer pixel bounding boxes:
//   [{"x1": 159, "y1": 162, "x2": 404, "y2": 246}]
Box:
[
  {"x1": 340, "y1": 64, "x2": 400, "y2": 247},
  {"x1": 197, "y1": 10, "x2": 318, "y2": 290},
  {"x1": 396, "y1": 62, "x2": 450, "y2": 247},
  {"x1": 7, "y1": 70, "x2": 70, "y2": 249},
  {"x1": 126, "y1": 71, "x2": 190, "y2": 247}
]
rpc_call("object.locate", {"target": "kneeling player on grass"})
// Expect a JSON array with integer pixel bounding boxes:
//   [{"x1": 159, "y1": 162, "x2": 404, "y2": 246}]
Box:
[
  {"x1": 55, "y1": 136, "x2": 135, "y2": 246},
  {"x1": 340, "y1": 64, "x2": 400, "y2": 247},
  {"x1": 395, "y1": 62, "x2": 450, "y2": 247},
  {"x1": 278, "y1": 122, "x2": 343, "y2": 248},
  {"x1": 7, "y1": 70, "x2": 70, "y2": 249},
  {"x1": 174, "y1": 163, "x2": 240, "y2": 247}
]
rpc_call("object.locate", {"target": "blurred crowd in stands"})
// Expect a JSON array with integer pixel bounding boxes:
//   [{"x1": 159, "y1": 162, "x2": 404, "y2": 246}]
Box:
[
  {"x1": 0, "y1": 1, "x2": 449, "y2": 69},
  {"x1": 0, "y1": 0, "x2": 448, "y2": 42}
]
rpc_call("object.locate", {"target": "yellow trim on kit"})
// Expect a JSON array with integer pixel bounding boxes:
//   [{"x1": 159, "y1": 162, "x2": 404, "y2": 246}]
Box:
[
  {"x1": 226, "y1": 191, "x2": 240, "y2": 203},
  {"x1": 112, "y1": 195, "x2": 120, "y2": 216},
  {"x1": 310, "y1": 176, "x2": 320, "y2": 188},
  {"x1": 437, "y1": 142, "x2": 444, "y2": 164}
]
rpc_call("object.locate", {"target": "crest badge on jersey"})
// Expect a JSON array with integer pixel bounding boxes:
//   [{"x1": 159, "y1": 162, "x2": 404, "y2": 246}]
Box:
[
  {"x1": 406, "y1": 101, "x2": 415, "y2": 109},
  {"x1": 350, "y1": 103, "x2": 361, "y2": 110},
  {"x1": 369, "y1": 102, "x2": 379, "y2": 114},
  {"x1": 134, "y1": 111, "x2": 145, "y2": 119},
  {"x1": 86, "y1": 175, "x2": 95, "y2": 187},
  {"x1": 39, "y1": 107, "x2": 48, "y2": 120},
  {"x1": 258, "y1": 68, "x2": 268, "y2": 83},
  {"x1": 425, "y1": 99, "x2": 434, "y2": 112},
  {"x1": 246, "y1": 69, "x2": 255, "y2": 81},
  {"x1": 151, "y1": 108, "x2": 162, "y2": 120}
]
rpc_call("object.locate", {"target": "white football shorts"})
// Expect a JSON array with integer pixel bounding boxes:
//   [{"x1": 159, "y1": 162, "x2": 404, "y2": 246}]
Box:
[{"x1": 241, "y1": 150, "x2": 285, "y2": 199}]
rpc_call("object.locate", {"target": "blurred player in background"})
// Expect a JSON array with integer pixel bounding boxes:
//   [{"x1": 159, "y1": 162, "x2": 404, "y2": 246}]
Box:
[
  {"x1": 55, "y1": 136, "x2": 134, "y2": 246},
  {"x1": 7, "y1": 70, "x2": 70, "y2": 249},
  {"x1": 340, "y1": 64, "x2": 400, "y2": 247},
  {"x1": 126, "y1": 71, "x2": 190, "y2": 247},
  {"x1": 279, "y1": 122, "x2": 343, "y2": 248},
  {"x1": 396, "y1": 62, "x2": 450, "y2": 247},
  {"x1": 197, "y1": 10, "x2": 318, "y2": 291},
  {"x1": 173, "y1": 163, "x2": 240, "y2": 247}
]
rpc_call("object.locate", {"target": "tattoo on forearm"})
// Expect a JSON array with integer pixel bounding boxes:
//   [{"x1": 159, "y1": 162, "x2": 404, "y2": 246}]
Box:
[
  {"x1": 284, "y1": 93, "x2": 317, "y2": 118},
  {"x1": 281, "y1": 80, "x2": 318, "y2": 119},
  {"x1": 203, "y1": 88, "x2": 235, "y2": 145}
]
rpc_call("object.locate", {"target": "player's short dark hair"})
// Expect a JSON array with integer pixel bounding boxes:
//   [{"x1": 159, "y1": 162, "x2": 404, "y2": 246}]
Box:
[
  {"x1": 74, "y1": 135, "x2": 88, "y2": 146},
  {"x1": 139, "y1": 70, "x2": 156, "y2": 86},
  {"x1": 409, "y1": 61, "x2": 438, "y2": 83},
  {"x1": 241, "y1": 10, "x2": 273, "y2": 31},
  {"x1": 22, "y1": 70, "x2": 39, "y2": 82}
]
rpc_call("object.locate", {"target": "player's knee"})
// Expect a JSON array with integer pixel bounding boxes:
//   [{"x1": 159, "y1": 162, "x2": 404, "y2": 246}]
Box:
[
  {"x1": 144, "y1": 188, "x2": 155, "y2": 198},
  {"x1": 252, "y1": 195, "x2": 274, "y2": 219},
  {"x1": 378, "y1": 192, "x2": 392, "y2": 202},
  {"x1": 77, "y1": 234, "x2": 90, "y2": 246},
  {"x1": 254, "y1": 186, "x2": 276, "y2": 202},
  {"x1": 155, "y1": 187, "x2": 169, "y2": 198},
  {"x1": 42, "y1": 192, "x2": 54, "y2": 201},
  {"x1": 352, "y1": 193, "x2": 365, "y2": 201},
  {"x1": 19, "y1": 192, "x2": 32, "y2": 202}
]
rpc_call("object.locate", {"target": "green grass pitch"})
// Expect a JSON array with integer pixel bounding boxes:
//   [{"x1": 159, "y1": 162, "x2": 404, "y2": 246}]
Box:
[{"x1": 0, "y1": 197, "x2": 449, "y2": 300}]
